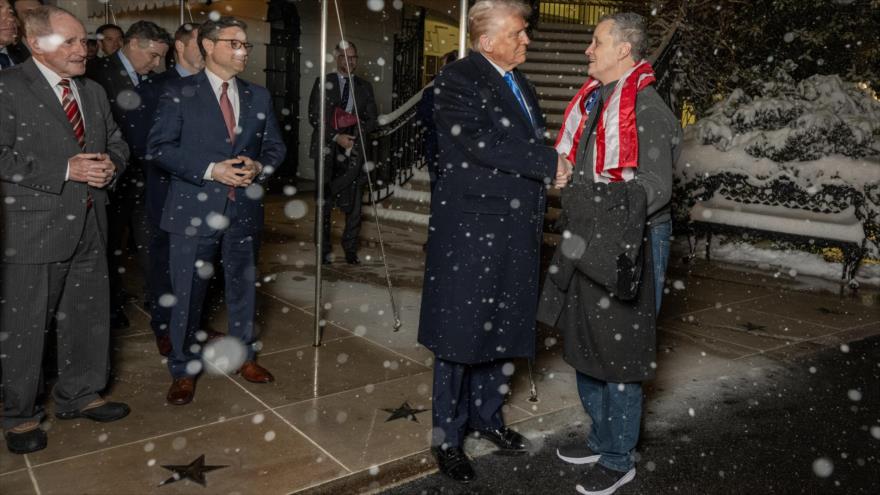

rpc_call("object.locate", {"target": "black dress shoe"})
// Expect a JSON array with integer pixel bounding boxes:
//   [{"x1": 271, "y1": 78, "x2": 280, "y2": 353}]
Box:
[
  {"x1": 432, "y1": 446, "x2": 475, "y2": 483},
  {"x1": 110, "y1": 311, "x2": 130, "y2": 330},
  {"x1": 475, "y1": 427, "x2": 530, "y2": 454},
  {"x1": 4, "y1": 428, "x2": 47, "y2": 454},
  {"x1": 321, "y1": 254, "x2": 332, "y2": 265},
  {"x1": 56, "y1": 401, "x2": 130, "y2": 422},
  {"x1": 345, "y1": 252, "x2": 360, "y2": 264}
]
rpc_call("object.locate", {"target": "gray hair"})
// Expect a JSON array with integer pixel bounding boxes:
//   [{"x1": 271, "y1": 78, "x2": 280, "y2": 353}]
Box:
[
  {"x1": 598, "y1": 12, "x2": 647, "y2": 61},
  {"x1": 468, "y1": 0, "x2": 531, "y2": 50},
  {"x1": 23, "y1": 5, "x2": 76, "y2": 39}
]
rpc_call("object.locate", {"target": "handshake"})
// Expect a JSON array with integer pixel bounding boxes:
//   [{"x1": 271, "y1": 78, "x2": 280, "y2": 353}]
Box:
[{"x1": 555, "y1": 154, "x2": 573, "y2": 189}]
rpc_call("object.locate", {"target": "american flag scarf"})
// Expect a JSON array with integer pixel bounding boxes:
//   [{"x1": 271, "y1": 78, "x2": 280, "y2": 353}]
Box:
[{"x1": 554, "y1": 61, "x2": 656, "y2": 183}]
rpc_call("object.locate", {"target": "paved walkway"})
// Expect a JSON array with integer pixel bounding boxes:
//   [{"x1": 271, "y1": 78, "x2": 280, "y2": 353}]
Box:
[{"x1": 1, "y1": 192, "x2": 877, "y2": 494}]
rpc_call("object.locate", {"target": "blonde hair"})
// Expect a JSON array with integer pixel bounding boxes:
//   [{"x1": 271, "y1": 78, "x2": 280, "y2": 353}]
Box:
[{"x1": 468, "y1": 0, "x2": 530, "y2": 51}]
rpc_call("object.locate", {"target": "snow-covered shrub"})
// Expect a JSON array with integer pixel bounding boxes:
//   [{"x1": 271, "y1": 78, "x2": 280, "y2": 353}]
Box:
[
  {"x1": 675, "y1": 74, "x2": 880, "y2": 265},
  {"x1": 696, "y1": 74, "x2": 880, "y2": 162}
]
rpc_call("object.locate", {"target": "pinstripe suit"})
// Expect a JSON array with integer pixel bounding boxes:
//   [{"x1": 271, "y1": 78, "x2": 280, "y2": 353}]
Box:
[{"x1": 0, "y1": 59, "x2": 129, "y2": 430}]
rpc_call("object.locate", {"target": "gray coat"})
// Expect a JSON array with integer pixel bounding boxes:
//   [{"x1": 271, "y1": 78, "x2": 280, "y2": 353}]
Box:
[
  {"x1": 536, "y1": 82, "x2": 679, "y2": 383},
  {"x1": 537, "y1": 179, "x2": 657, "y2": 383},
  {"x1": 0, "y1": 59, "x2": 129, "y2": 264}
]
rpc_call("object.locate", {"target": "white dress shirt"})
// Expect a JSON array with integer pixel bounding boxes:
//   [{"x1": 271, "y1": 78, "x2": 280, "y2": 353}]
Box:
[
  {"x1": 203, "y1": 68, "x2": 240, "y2": 180},
  {"x1": 33, "y1": 58, "x2": 86, "y2": 181}
]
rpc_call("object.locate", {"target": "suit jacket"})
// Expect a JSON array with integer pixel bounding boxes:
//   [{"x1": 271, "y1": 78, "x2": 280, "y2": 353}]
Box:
[
  {"x1": 85, "y1": 52, "x2": 144, "y2": 141},
  {"x1": 307, "y1": 73, "x2": 378, "y2": 160},
  {"x1": 132, "y1": 67, "x2": 187, "y2": 225},
  {"x1": 146, "y1": 70, "x2": 286, "y2": 237},
  {"x1": 6, "y1": 42, "x2": 30, "y2": 65},
  {"x1": 0, "y1": 59, "x2": 129, "y2": 264},
  {"x1": 416, "y1": 51, "x2": 558, "y2": 364}
]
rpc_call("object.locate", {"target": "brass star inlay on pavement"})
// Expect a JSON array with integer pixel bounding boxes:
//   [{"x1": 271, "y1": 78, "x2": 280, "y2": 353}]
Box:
[
  {"x1": 158, "y1": 454, "x2": 227, "y2": 487},
  {"x1": 381, "y1": 401, "x2": 429, "y2": 423}
]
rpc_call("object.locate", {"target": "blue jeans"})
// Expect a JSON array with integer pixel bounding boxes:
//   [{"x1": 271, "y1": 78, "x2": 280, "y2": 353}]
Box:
[
  {"x1": 571, "y1": 220, "x2": 671, "y2": 472},
  {"x1": 650, "y1": 220, "x2": 672, "y2": 313},
  {"x1": 577, "y1": 373, "x2": 643, "y2": 472}
]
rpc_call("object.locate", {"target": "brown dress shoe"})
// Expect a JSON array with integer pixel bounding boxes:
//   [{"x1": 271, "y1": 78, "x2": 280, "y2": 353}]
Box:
[
  {"x1": 155, "y1": 335, "x2": 172, "y2": 357},
  {"x1": 166, "y1": 377, "x2": 196, "y2": 405},
  {"x1": 238, "y1": 361, "x2": 274, "y2": 383}
]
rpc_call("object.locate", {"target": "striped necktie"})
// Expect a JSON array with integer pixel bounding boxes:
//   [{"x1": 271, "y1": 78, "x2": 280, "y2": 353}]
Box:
[{"x1": 58, "y1": 79, "x2": 86, "y2": 150}]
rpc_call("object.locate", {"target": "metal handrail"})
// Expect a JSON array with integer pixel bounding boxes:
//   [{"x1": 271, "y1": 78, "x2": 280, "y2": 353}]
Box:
[{"x1": 363, "y1": 88, "x2": 426, "y2": 204}]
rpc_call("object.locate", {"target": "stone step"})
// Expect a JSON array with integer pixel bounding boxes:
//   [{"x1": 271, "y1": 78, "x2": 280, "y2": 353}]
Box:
[
  {"x1": 529, "y1": 39, "x2": 588, "y2": 54},
  {"x1": 525, "y1": 72, "x2": 587, "y2": 88},
  {"x1": 518, "y1": 61, "x2": 587, "y2": 76},
  {"x1": 534, "y1": 22, "x2": 595, "y2": 34},
  {"x1": 388, "y1": 184, "x2": 431, "y2": 205},
  {"x1": 534, "y1": 85, "x2": 582, "y2": 100},
  {"x1": 527, "y1": 51, "x2": 587, "y2": 66},
  {"x1": 531, "y1": 29, "x2": 592, "y2": 43},
  {"x1": 363, "y1": 203, "x2": 430, "y2": 227},
  {"x1": 538, "y1": 98, "x2": 571, "y2": 114}
]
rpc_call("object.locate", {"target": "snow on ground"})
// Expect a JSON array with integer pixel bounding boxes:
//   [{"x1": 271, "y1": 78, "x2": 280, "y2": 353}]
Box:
[{"x1": 678, "y1": 236, "x2": 880, "y2": 287}]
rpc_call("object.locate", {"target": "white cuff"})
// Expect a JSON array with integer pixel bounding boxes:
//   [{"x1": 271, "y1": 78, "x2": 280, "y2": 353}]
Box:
[{"x1": 204, "y1": 162, "x2": 215, "y2": 180}]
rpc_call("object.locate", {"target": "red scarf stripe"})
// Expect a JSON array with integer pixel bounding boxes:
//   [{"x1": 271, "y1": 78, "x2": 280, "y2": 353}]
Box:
[{"x1": 555, "y1": 61, "x2": 655, "y2": 183}]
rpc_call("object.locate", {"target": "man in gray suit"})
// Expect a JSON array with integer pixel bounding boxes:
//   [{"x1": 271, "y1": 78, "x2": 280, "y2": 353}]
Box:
[{"x1": 0, "y1": 5, "x2": 131, "y2": 455}]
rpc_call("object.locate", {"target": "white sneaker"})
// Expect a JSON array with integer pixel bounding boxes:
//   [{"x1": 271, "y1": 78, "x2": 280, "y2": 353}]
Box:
[
  {"x1": 576, "y1": 465, "x2": 636, "y2": 495},
  {"x1": 556, "y1": 444, "x2": 601, "y2": 465}
]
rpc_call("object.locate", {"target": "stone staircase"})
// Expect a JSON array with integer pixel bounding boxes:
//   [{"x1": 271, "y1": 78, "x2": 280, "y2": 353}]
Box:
[
  {"x1": 365, "y1": 22, "x2": 599, "y2": 247},
  {"x1": 522, "y1": 22, "x2": 594, "y2": 135},
  {"x1": 363, "y1": 167, "x2": 432, "y2": 227}
]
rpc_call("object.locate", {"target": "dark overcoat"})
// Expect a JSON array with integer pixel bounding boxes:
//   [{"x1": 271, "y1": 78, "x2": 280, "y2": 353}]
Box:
[
  {"x1": 417, "y1": 51, "x2": 558, "y2": 364},
  {"x1": 537, "y1": 179, "x2": 658, "y2": 383}
]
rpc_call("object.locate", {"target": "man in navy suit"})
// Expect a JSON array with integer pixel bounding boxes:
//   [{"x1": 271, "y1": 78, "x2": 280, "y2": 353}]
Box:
[
  {"x1": 132, "y1": 23, "x2": 204, "y2": 357},
  {"x1": 87, "y1": 20, "x2": 171, "y2": 331},
  {"x1": 417, "y1": 0, "x2": 572, "y2": 482},
  {"x1": 147, "y1": 16, "x2": 286, "y2": 406}
]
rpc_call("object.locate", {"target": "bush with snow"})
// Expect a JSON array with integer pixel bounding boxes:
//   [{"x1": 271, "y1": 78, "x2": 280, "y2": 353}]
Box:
[
  {"x1": 696, "y1": 72, "x2": 880, "y2": 162},
  {"x1": 675, "y1": 72, "x2": 880, "y2": 280}
]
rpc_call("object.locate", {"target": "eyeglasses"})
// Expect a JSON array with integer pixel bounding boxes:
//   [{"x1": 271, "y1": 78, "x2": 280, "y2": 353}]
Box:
[{"x1": 215, "y1": 39, "x2": 254, "y2": 52}]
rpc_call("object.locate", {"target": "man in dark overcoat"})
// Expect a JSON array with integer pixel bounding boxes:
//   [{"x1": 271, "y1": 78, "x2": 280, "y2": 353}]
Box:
[{"x1": 417, "y1": 0, "x2": 572, "y2": 483}]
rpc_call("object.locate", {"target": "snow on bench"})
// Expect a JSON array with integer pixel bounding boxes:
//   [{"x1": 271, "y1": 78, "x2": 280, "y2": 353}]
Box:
[{"x1": 689, "y1": 194, "x2": 866, "y2": 286}]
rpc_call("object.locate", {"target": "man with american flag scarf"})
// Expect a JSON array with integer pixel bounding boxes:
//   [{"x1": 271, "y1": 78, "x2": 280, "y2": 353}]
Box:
[{"x1": 551, "y1": 12, "x2": 681, "y2": 495}]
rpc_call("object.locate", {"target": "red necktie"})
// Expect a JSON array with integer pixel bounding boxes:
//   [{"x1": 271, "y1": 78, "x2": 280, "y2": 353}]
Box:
[
  {"x1": 219, "y1": 81, "x2": 236, "y2": 200},
  {"x1": 59, "y1": 78, "x2": 92, "y2": 209},
  {"x1": 59, "y1": 78, "x2": 85, "y2": 150}
]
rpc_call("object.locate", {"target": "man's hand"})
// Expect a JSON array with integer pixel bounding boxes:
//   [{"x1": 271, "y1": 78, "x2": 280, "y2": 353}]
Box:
[
  {"x1": 237, "y1": 156, "x2": 263, "y2": 186},
  {"x1": 555, "y1": 154, "x2": 573, "y2": 189},
  {"x1": 86, "y1": 153, "x2": 117, "y2": 188},
  {"x1": 334, "y1": 133, "x2": 356, "y2": 150},
  {"x1": 211, "y1": 157, "x2": 252, "y2": 187},
  {"x1": 68, "y1": 153, "x2": 103, "y2": 183},
  {"x1": 69, "y1": 153, "x2": 116, "y2": 188}
]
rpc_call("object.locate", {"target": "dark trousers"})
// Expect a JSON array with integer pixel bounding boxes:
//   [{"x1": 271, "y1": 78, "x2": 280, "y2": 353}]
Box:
[
  {"x1": 431, "y1": 358, "x2": 508, "y2": 449},
  {"x1": 166, "y1": 200, "x2": 259, "y2": 378},
  {"x1": 314, "y1": 158, "x2": 363, "y2": 257},
  {"x1": 146, "y1": 220, "x2": 172, "y2": 337},
  {"x1": 0, "y1": 208, "x2": 109, "y2": 430},
  {"x1": 107, "y1": 176, "x2": 149, "y2": 313}
]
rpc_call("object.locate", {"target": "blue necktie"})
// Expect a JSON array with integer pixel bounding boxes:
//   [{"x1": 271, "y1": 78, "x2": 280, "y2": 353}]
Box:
[
  {"x1": 503, "y1": 71, "x2": 533, "y2": 126},
  {"x1": 0, "y1": 52, "x2": 11, "y2": 69}
]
